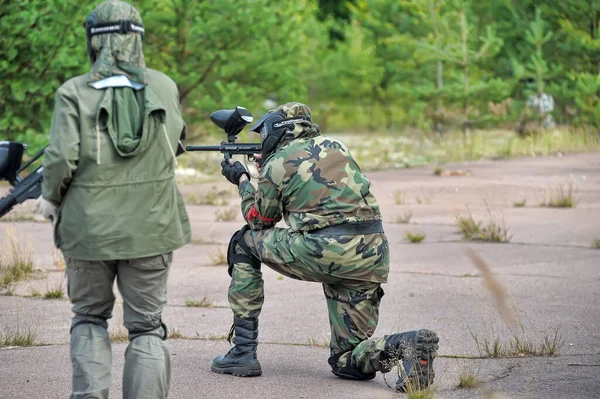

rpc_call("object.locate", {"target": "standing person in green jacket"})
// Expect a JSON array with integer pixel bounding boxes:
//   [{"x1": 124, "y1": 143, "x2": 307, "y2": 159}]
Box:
[
  {"x1": 213, "y1": 102, "x2": 439, "y2": 392},
  {"x1": 36, "y1": 1, "x2": 191, "y2": 398}
]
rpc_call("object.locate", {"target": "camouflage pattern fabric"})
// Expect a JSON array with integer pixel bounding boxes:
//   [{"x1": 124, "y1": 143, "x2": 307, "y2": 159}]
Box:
[
  {"x1": 227, "y1": 102, "x2": 391, "y2": 374},
  {"x1": 88, "y1": 0, "x2": 147, "y2": 84}
]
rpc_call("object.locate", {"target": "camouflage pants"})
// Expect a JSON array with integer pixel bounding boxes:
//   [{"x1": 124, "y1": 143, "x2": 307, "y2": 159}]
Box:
[{"x1": 229, "y1": 226, "x2": 390, "y2": 375}]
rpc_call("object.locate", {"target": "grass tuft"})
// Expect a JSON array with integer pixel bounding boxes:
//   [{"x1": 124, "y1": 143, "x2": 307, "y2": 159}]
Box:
[
  {"x1": 185, "y1": 297, "x2": 214, "y2": 308},
  {"x1": 168, "y1": 328, "x2": 184, "y2": 339},
  {"x1": 29, "y1": 287, "x2": 42, "y2": 298},
  {"x1": 208, "y1": 248, "x2": 227, "y2": 266},
  {"x1": 457, "y1": 372, "x2": 480, "y2": 388},
  {"x1": 52, "y1": 248, "x2": 66, "y2": 271},
  {"x1": 470, "y1": 327, "x2": 564, "y2": 358},
  {"x1": 433, "y1": 166, "x2": 444, "y2": 176},
  {"x1": 43, "y1": 280, "x2": 65, "y2": 299},
  {"x1": 0, "y1": 326, "x2": 37, "y2": 348},
  {"x1": 513, "y1": 199, "x2": 526, "y2": 207},
  {"x1": 455, "y1": 210, "x2": 511, "y2": 243},
  {"x1": 394, "y1": 211, "x2": 413, "y2": 224},
  {"x1": 185, "y1": 189, "x2": 230, "y2": 206},
  {"x1": 109, "y1": 329, "x2": 129, "y2": 343},
  {"x1": 405, "y1": 382, "x2": 437, "y2": 399},
  {"x1": 591, "y1": 239, "x2": 600, "y2": 249},
  {"x1": 393, "y1": 190, "x2": 406, "y2": 205},
  {"x1": 0, "y1": 226, "x2": 35, "y2": 290},
  {"x1": 539, "y1": 183, "x2": 577, "y2": 208},
  {"x1": 215, "y1": 208, "x2": 237, "y2": 222},
  {"x1": 405, "y1": 232, "x2": 426, "y2": 243}
]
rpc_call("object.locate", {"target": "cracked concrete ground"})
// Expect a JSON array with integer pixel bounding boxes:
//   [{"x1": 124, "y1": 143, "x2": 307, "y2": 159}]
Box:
[{"x1": 1, "y1": 152, "x2": 600, "y2": 398}]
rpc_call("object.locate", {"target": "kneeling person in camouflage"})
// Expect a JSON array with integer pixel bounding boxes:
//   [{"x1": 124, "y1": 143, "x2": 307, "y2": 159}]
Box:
[{"x1": 214, "y1": 102, "x2": 439, "y2": 391}]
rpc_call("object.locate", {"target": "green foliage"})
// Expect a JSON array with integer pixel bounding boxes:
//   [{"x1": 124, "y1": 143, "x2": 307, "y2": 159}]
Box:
[
  {"x1": 138, "y1": 0, "x2": 328, "y2": 136},
  {"x1": 1, "y1": 0, "x2": 600, "y2": 150},
  {"x1": 0, "y1": 0, "x2": 88, "y2": 154}
]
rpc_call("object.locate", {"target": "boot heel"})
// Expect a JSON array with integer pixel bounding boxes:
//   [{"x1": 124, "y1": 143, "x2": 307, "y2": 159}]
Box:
[{"x1": 396, "y1": 329, "x2": 439, "y2": 392}]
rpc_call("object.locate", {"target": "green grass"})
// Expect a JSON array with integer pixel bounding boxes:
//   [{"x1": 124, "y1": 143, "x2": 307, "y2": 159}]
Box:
[
  {"x1": 470, "y1": 327, "x2": 564, "y2": 358},
  {"x1": 215, "y1": 208, "x2": 237, "y2": 222},
  {"x1": 513, "y1": 199, "x2": 527, "y2": 207},
  {"x1": 393, "y1": 190, "x2": 406, "y2": 205},
  {"x1": 394, "y1": 211, "x2": 413, "y2": 224},
  {"x1": 0, "y1": 327, "x2": 37, "y2": 348},
  {"x1": 185, "y1": 297, "x2": 214, "y2": 308},
  {"x1": 539, "y1": 183, "x2": 577, "y2": 208},
  {"x1": 185, "y1": 189, "x2": 230, "y2": 206},
  {"x1": 593, "y1": 239, "x2": 600, "y2": 249},
  {"x1": 343, "y1": 128, "x2": 600, "y2": 171},
  {"x1": 168, "y1": 328, "x2": 184, "y2": 339},
  {"x1": 0, "y1": 227, "x2": 35, "y2": 290},
  {"x1": 43, "y1": 282, "x2": 65, "y2": 299},
  {"x1": 208, "y1": 248, "x2": 227, "y2": 266},
  {"x1": 457, "y1": 372, "x2": 480, "y2": 388},
  {"x1": 405, "y1": 232, "x2": 426, "y2": 243},
  {"x1": 455, "y1": 211, "x2": 511, "y2": 243}
]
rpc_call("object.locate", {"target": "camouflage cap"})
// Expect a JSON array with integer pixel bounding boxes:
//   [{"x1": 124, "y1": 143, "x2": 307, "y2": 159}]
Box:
[
  {"x1": 87, "y1": 0, "x2": 147, "y2": 85},
  {"x1": 271, "y1": 102, "x2": 312, "y2": 122}
]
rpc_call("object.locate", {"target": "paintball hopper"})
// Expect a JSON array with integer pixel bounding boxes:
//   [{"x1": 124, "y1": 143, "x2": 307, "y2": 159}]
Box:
[
  {"x1": 0, "y1": 141, "x2": 26, "y2": 186},
  {"x1": 209, "y1": 106, "x2": 254, "y2": 143}
]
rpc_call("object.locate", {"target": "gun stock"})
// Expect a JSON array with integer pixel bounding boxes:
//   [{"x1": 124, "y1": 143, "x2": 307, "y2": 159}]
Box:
[{"x1": 0, "y1": 143, "x2": 46, "y2": 218}]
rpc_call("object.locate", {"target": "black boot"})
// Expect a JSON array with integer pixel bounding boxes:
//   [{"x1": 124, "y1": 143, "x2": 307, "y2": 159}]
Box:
[
  {"x1": 381, "y1": 329, "x2": 439, "y2": 392},
  {"x1": 330, "y1": 354, "x2": 376, "y2": 381},
  {"x1": 211, "y1": 316, "x2": 262, "y2": 377}
]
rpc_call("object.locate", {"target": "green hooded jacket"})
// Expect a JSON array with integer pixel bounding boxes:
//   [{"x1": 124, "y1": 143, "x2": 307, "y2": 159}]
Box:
[{"x1": 42, "y1": 69, "x2": 191, "y2": 260}]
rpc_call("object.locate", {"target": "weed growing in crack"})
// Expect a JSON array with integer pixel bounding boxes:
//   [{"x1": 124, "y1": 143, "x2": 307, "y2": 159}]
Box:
[
  {"x1": 539, "y1": 183, "x2": 577, "y2": 208},
  {"x1": 457, "y1": 371, "x2": 480, "y2": 388},
  {"x1": 0, "y1": 226, "x2": 35, "y2": 291},
  {"x1": 109, "y1": 329, "x2": 129, "y2": 343},
  {"x1": 208, "y1": 248, "x2": 227, "y2": 266},
  {"x1": 43, "y1": 278, "x2": 65, "y2": 299},
  {"x1": 168, "y1": 328, "x2": 184, "y2": 339},
  {"x1": 0, "y1": 327, "x2": 37, "y2": 348},
  {"x1": 394, "y1": 211, "x2": 413, "y2": 224},
  {"x1": 405, "y1": 232, "x2": 426, "y2": 243},
  {"x1": 52, "y1": 248, "x2": 66, "y2": 271},
  {"x1": 393, "y1": 190, "x2": 407, "y2": 205},
  {"x1": 455, "y1": 208, "x2": 511, "y2": 243},
  {"x1": 592, "y1": 239, "x2": 600, "y2": 249},
  {"x1": 185, "y1": 297, "x2": 214, "y2": 308},
  {"x1": 513, "y1": 199, "x2": 526, "y2": 207},
  {"x1": 215, "y1": 208, "x2": 237, "y2": 222},
  {"x1": 469, "y1": 327, "x2": 564, "y2": 358},
  {"x1": 307, "y1": 336, "x2": 329, "y2": 348},
  {"x1": 186, "y1": 189, "x2": 230, "y2": 206}
]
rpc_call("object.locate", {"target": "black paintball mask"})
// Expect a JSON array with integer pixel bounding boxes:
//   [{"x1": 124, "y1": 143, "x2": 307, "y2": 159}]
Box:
[
  {"x1": 84, "y1": 11, "x2": 145, "y2": 64},
  {"x1": 250, "y1": 111, "x2": 311, "y2": 160}
]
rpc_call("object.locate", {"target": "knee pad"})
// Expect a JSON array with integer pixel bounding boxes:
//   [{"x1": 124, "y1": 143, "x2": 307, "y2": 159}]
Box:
[{"x1": 227, "y1": 225, "x2": 261, "y2": 277}]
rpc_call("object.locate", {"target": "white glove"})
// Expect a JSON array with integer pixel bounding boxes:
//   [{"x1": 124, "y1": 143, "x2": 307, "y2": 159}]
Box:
[{"x1": 36, "y1": 197, "x2": 58, "y2": 223}]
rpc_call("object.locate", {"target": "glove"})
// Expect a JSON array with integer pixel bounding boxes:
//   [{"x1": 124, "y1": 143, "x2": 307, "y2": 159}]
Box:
[
  {"x1": 221, "y1": 160, "x2": 250, "y2": 186},
  {"x1": 36, "y1": 196, "x2": 58, "y2": 224}
]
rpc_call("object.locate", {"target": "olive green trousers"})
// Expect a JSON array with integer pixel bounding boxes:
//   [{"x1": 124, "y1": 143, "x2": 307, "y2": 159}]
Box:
[{"x1": 65, "y1": 253, "x2": 172, "y2": 399}]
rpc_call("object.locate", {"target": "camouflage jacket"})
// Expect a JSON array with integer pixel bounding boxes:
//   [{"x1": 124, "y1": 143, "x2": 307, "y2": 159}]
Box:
[{"x1": 238, "y1": 127, "x2": 382, "y2": 232}]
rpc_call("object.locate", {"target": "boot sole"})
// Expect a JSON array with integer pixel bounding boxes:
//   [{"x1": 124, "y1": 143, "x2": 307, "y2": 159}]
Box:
[
  {"x1": 211, "y1": 361, "x2": 262, "y2": 377},
  {"x1": 397, "y1": 329, "x2": 439, "y2": 392}
]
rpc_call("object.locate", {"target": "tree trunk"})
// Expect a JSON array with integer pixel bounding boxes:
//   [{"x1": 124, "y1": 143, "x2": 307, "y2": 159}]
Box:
[{"x1": 460, "y1": 9, "x2": 469, "y2": 138}]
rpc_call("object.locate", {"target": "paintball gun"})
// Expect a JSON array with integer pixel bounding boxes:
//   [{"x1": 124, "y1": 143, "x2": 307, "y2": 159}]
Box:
[
  {"x1": 185, "y1": 106, "x2": 262, "y2": 163},
  {"x1": 0, "y1": 142, "x2": 46, "y2": 218}
]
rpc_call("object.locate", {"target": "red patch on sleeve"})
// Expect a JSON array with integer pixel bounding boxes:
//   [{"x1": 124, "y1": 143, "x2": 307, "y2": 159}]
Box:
[{"x1": 246, "y1": 206, "x2": 276, "y2": 222}]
